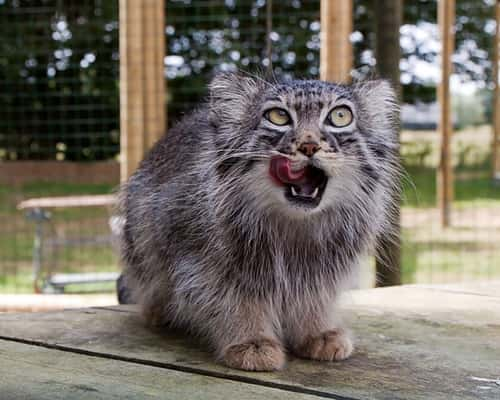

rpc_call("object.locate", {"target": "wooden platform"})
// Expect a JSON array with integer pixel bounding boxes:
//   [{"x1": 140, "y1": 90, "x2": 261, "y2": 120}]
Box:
[{"x1": 0, "y1": 284, "x2": 499, "y2": 399}]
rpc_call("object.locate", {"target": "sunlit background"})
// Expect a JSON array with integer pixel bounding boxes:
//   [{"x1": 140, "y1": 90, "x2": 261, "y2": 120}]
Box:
[{"x1": 1, "y1": 0, "x2": 499, "y2": 295}]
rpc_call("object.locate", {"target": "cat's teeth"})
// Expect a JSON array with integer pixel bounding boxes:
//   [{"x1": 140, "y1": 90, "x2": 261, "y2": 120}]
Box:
[{"x1": 290, "y1": 186, "x2": 319, "y2": 199}]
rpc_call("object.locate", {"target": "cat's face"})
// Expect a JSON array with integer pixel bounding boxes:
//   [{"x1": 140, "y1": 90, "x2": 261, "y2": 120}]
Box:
[{"x1": 209, "y1": 73, "x2": 398, "y2": 216}]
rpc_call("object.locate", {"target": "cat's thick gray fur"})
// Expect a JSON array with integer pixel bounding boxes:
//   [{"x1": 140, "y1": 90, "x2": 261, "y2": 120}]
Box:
[{"x1": 118, "y1": 73, "x2": 400, "y2": 371}]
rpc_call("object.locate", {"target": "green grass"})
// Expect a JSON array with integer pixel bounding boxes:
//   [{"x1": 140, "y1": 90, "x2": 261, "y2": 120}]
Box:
[
  {"x1": 400, "y1": 235, "x2": 419, "y2": 284},
  {"x1": 454, "y1": 174, "x2": 500, "y2": 208},
  {"x1": 401, "y1": 241, "x2": 500, "y2": 284},
  {"x1": 0, "y1": 272, "x2": 34, "y2": 293},
  {"x1": 0, "y1": 234, "x2": 34, "y2": 263},
  {"x1": 402, "y1": 166, "x2": 437, "y2": 208},
  {"x1": 399, "y1": 159, "x2": 500, "y2": 285},
  {"x1": 1, "y1": 180, "x2": 119, "y2": 293},
  {"x1": 402, "y1": 166, "x2": 500, "y2": 208},
  {"x1": 0, "y1": 271, "x2": 116, "y2": 294}
]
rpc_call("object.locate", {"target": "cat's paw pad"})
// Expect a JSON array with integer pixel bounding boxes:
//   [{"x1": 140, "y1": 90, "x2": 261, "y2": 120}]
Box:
[
  {"x1": 222, "y1": 338, "x2": 285, "y2": 371},
  {"x1": 296, "y1": 329, "x2": 353, "y2": 361}
]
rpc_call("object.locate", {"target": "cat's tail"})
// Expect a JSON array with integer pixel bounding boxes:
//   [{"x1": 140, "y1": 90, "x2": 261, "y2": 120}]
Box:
[
  {"x1": 116, "y1": 274, "x2": 134, "y2": 304},
  {"x1": 111, "y1": 194, "x2": 135, "y2": 305}
]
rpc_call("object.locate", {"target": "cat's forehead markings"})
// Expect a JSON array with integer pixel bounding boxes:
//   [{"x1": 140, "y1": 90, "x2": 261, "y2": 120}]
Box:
[
  {"x1": 285, "y1": 91, "x2": 342, "y2": 109},
  {"x1": 265, "y1": 96, "x2": 282, "y2": 102},
  {"x1": 267, "y1": 83, "x2": 352, "y2": 112}
]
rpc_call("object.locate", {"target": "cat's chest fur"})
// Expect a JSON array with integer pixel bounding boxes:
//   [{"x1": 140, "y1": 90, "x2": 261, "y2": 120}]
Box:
[{"x1": 207, "y1": 214, "x2": 364, "y2": 297}]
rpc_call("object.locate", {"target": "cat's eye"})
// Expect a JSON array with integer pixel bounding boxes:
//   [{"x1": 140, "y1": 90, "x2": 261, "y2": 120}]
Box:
[
  {"x1": 329, "y1": 106, "x2": 353, "y2": 127},
  {"x1": 265, "y1": 108, "x2": 291, "y2": 126}
]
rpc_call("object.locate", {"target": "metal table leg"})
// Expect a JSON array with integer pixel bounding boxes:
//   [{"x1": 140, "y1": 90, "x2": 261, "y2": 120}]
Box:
[{"x1": 26, "y1": 208, "x2": 51, "y2": 293}]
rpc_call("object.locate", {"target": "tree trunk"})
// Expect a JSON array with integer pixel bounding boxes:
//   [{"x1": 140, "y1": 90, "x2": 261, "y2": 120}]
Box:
[{"x1": 374, "y1": 0, "x2": 402, "y2": 286}]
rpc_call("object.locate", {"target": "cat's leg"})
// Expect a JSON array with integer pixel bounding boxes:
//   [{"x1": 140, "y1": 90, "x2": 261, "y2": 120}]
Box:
[
  {"x1": 213, "y1": 302, "x2": 286, "y2": 371},
  {"x1": 286, "y1": 296, "x2": 353, "y2": 362}
]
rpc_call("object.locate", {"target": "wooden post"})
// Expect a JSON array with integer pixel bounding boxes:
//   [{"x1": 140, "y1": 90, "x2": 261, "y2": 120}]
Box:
[
  {"x1": 320, "y1": 0, "x2": 353, "y2": 83},
  {"x1": 493, "y1": 0, "x2": 500, "y2": 181},
  {"x1": 374, "y1": 0, "x2": 402, "y2": 287},
  {"x1": 119, "y1": 0, "x2": 166, "y2": 182},
  {"x1": 437, "y1": 0, "x2": 455, "y2": 227}
]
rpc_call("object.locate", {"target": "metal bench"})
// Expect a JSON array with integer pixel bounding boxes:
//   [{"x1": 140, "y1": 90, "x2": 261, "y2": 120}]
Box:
[{"x1": 18, "y1": 195, "x2": 119, "y2": 293}]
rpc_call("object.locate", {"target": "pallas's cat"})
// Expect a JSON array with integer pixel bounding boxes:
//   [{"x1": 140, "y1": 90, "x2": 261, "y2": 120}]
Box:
[{"x1": 118, "y1": 73, "x2": 400, "y2": 371}]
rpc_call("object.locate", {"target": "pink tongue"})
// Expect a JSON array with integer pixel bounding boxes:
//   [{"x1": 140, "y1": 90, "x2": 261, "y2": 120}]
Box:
[{"x1": 269, "y1": 156, "x2": 306, "y2": 185}]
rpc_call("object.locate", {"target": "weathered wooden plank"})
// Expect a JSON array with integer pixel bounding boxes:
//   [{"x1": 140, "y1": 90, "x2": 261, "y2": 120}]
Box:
[
  {"x1": 1, "y1": 287, "x2": 499, "y2": 399},
  {"x1": 0, "y1": 340, "x2": 319, "y2": 400}
]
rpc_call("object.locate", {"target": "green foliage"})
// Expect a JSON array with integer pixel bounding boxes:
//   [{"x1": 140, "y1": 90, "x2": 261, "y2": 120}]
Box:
[
  {"x1": 0, "y1": 0, "x2": 497, "y2": 162},
  {"x1": 165, "y1": 0, "x2": 321, "y2": 120},
  {"x1": 0, "y1": 0, "x2": 119, "y2": 161}
]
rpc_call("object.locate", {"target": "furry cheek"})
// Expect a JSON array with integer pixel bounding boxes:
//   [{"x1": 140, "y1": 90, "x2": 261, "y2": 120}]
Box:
[
  {"x1": 243, "y1": 162, "x2": 289, "y2": 210},
  {"x1": 312, "y1": 155, "x2": 366, "y2": 210}
]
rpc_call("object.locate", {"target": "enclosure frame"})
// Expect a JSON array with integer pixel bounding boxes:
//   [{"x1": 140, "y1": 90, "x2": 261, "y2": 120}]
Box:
[
  {"x1": 117, "y1": 0, "x2": 499, "y2": 286},
  {"x1": 437, "y1": 0, "x2": 455, "y2": 227},
  {"x1": 119, "y1": 0, "x2": 166, "y2": 182}
]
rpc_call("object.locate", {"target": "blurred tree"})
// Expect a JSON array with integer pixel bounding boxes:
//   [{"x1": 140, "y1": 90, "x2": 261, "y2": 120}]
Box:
[
  {"x1": 0, "y1": 0, "x2": 119, "y2": 161},
  {"x1": 0, "y1": 0, "x2": 496, "y2": 161},
  {"x1": 355, "y1": 0, "x2": 497, "y2": 104},
  {"x1": 373, "y1": 0, "x2": 402, "y2": 287}
]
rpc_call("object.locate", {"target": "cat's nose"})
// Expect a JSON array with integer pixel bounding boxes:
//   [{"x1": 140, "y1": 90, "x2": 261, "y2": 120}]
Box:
[{"x1": 298, "y1": 141, "x2": 320, "y2": 157}]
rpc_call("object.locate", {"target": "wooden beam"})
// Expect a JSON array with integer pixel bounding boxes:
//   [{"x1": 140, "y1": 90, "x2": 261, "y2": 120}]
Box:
[
  {"x1": 156, "y1": 0, "x2": 167, "y2": 142},
  {"x1": 493, "y1": 0, "x2": 500, "y2": 181},
  {"x1": 437, "y1": 0, "x2": 455, "y2": 227},
  {"x1": 119, "y1": 0, "x2": 166, "y2": 183},
  {"x1": 374, "y1": 0, "x2": 402, "y2": 287},
  {"x1": 320, "y1": 0, "x2": 353, "y2": 83}
]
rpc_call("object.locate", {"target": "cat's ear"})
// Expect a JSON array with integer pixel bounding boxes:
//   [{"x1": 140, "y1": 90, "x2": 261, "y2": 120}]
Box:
[
  {"x1": 208, "y1": 72, "x2": 262, "y2": 125},
  {"x1": 354, "y1": 80, "x2": 399, "y2": 132}
]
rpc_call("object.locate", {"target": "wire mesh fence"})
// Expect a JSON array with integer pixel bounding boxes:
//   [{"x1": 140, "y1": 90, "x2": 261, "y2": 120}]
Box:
[
  {"x1": 0, "y1": 0, "x2": 499, "y2": 293},
  {"x1": 0, "y1": 0, "x2": 121, "y2": 293}
]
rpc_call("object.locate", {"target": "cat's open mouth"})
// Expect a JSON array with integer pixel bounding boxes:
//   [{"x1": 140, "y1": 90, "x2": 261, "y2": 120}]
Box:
[{"x1": 269, "y1": 156, "x2": 328, "y2": 208}]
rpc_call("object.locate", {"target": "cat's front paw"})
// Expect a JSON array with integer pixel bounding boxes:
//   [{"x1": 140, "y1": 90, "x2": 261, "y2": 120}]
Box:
[
  {"x1": 222, "y1": 338, "x2": 286, "y2": 371},
  {"x1": 295, "y1": 329, "x2": 353, "y2": 361}
]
